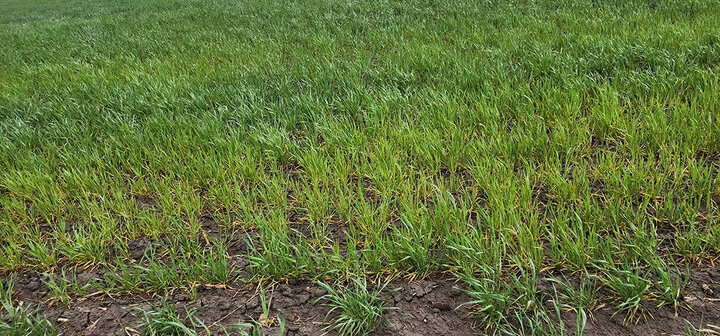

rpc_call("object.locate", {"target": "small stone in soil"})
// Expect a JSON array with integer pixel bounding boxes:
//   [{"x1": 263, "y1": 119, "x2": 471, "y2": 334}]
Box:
[
  {"x1": 410, "y1": 283, "x2": 427, "y2": 298},
  {"x1": 309, "y1": 288, "x2": 327, "y2": 297},
  {"x1": 27, "y1": 281, "x2": 40, "y2": 291},
  {"x1": 431, "y1": 301, "x2": 452, "y2": 310}
]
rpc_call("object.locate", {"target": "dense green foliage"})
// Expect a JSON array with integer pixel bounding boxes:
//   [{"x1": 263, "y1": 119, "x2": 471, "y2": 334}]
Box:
[{"x1": 1, "y1": 0, "x2": 719, "y2": 332}]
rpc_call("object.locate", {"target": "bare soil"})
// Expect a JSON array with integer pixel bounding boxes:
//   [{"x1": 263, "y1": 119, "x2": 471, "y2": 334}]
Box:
[{"x1": 4, "y1": 265, "x2": 720, "y2": 335}]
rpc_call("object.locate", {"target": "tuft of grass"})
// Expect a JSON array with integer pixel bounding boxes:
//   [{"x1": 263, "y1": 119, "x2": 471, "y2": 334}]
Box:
[
  {"x1": 0, "y1": 277, "x2": 12, "y2": 303},
  {"x1": 314, "y1": 277, "x2": 399, "y2": 336},
  {"x1": 41, "y1": 270, "x2": 89, "y2": 307},
  {"x1": 546, "y1": 272, "x2": 600, "y2": 313},
  {"x1": 0, "y1": 277, "x2": 57, "y2": 336},
  {"x1": 600, "y1": 261, "x2": 652, "y2": 323},
  {"x1": 459, "y1": 259, "x2": 545, "y2": 333},
  {"x1": 458, "y1": 266, "x2": 514, "y2": 332},
  {"x1": 0, "y1": 301, "x2": 57, "y2": 336},
  {"x1": 648, "y1": 256, "x2": 690, "y2": 314},
  {"x1": 129, "y1": 299, "x2": 209, "y2": 336},
  {"x1": 226, "y1": 315, "x2": 286, "y2": 336},
  {"x1": 257, "y1": 285, "x2": 276, "y2": 328}
]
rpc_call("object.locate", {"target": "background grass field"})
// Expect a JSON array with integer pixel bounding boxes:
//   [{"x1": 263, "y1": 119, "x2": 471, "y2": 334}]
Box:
[{"x1": 1, "y1": 0, "x2": 720, "y2": 334}]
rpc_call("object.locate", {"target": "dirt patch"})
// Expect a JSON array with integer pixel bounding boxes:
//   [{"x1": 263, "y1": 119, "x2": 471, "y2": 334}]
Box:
[
  {"x1": 3, "y1": 268, "x2": 720, "y2": 335},
  {"x1": 5, "y1": 274, "x2": 475, "y2": 336}
]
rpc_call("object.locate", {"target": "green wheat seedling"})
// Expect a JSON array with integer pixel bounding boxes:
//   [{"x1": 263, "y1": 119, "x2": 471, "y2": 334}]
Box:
[
  {"x1": 129, "y1": 299, "x2": 209, "y2": 336},
  {"x1": 680, "y1": 317, "x2": 720, "y2": 336},
  {"x1": 258, "y1": 285, "x2": 275, "y2": 328},
  {"x1": 550, "y1": 285, "x2": 589, "y2": 336},
  {"x1": 97, "y1": 242, "x2": 233, "y2": 297},
  {"x1": 458, "y1": 273, "x2": 514, "y2": 332},
  {"x1": 497, "y1": 283, "x2": 590, "y2": 336},
  {"x1": 0, "y1": 277, "x2": 12, "y2": 303},
  {"x1": 0, "y1": 300, "x2": 57, "y2": 336},
  {"x1": 226, "y1": 315, "x2": 286, "y2": 336},
  {"x1": 673, "y1": 222, "x2": 713, "y2": 261},
  {"x1": 648, "y1": 256, "x2": 690, "y2": 314},
  {"x1": 225, "y1": 321, "x2": 266, "y2": 336},
  {"x1": 384, "y1": 217, "x2": 439, "y2": 278},
  {"x1": 0, "y1": 277, "x2": 57, "y2": 336},
  {"x1": 41, "y1": 270, "x2": 89, "y2": 307},
  {"x1": 52, "y1": 221, "x2": 113, "y2": 267},
  {"x1": 223, "y1": 284, "x2": 284, "y2": 335},
  {"x1": 445, "y1": 224, "x2": 505, "y2": 278},
  {"x1": 545, "y1": 210, "x2": 602, "y2": 271},
  {"x1": 600, "y1": 262, "x2": 652, "y2": 323},
  {"x1": 226, "y1": 286, "x2": 285, "y2": 336},
  {"x1": 314, "y1": 277, "x2": 399, "y2": 336},
  {"x1": 545, "y1": 272, "x2": 601, "y2": 313}
]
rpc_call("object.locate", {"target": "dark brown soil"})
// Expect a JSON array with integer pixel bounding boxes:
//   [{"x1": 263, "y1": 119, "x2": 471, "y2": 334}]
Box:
[
  {"x1": 3, "y1": 266, "x2": 720, "y2": 335},
  {"x1": 4, "y1": 216, "x2": 720, "y2": 335}
]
